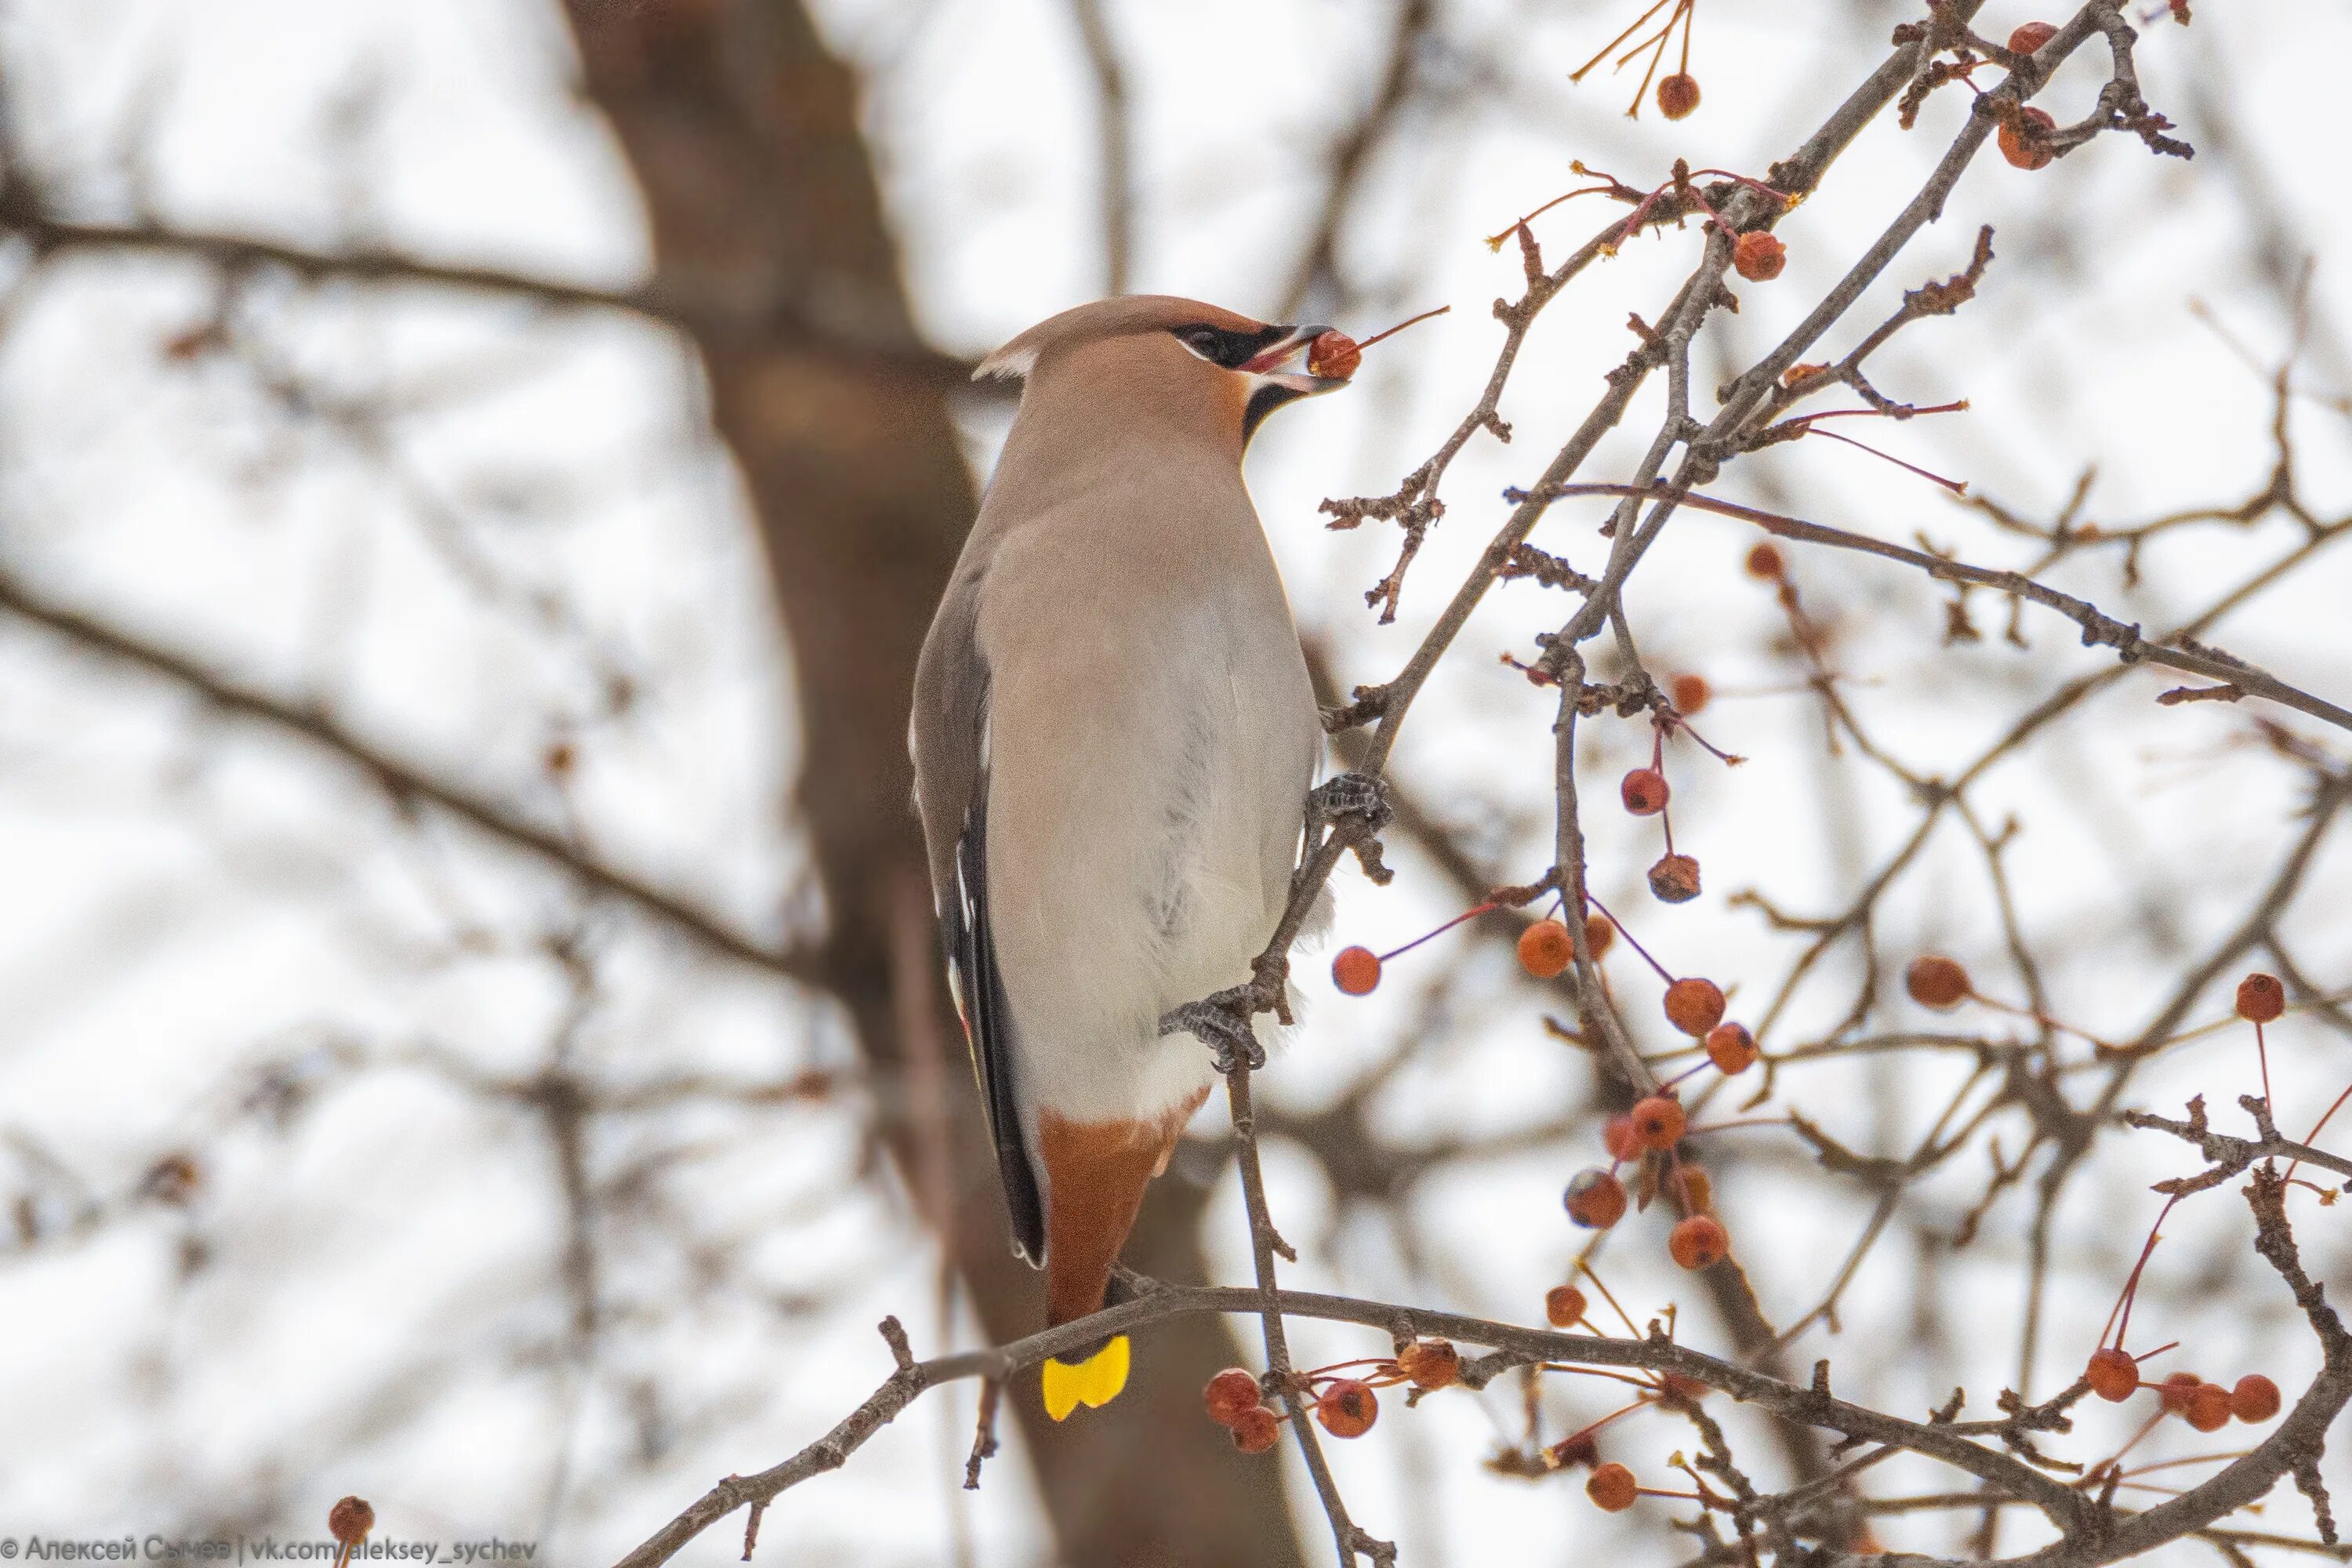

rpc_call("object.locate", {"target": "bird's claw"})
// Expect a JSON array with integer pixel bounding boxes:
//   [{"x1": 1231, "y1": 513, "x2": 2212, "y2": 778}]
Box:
[
  {"x1": 1160, "y1": 992, "x2": 1265, "y2": 1073},
  {"x1": 1308, "y1": 771, "x2": 1392, "y2": 832}
]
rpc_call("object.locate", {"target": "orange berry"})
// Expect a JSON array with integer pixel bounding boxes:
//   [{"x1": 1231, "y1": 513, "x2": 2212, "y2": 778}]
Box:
[
  {"x1": 1621, "y1": 768, "x2": 1670, "y2": 816},
  {"x1": 1705, "y1": 1022, "x2": 1757, "y2": 1074},
  {"x1": 1333, "y1": 945, "x2": 1381, "y2": 996},
  {"x1": 1306, "y1": 330, "x2": 1361, "y2": 380},
  {"x1": 1587, "y1": 1461, "x2": 1639, "y2": 1511},
  {"x1": 2231, "y1": 1374, "x2": 2282, "y2": 1423},
  {"x1": 1999, "y1": 105, "x2": 2056, "y2": 170},
  {"x1": 1733, "y1": 230, "x2": 1786, "y2": 281},
  {"x1": 1519, "y1": 920, "x2": 1574, "y2": 978},
  {"x1": 1664, "y1": 977, "x2": 1726, "y2": 1036},
  {"x1": 1672, "y1": 1163, "x2": 1714, "y2": 1213},
  {"x1": 1905, "y1": 955, "x2": 1970, "y2": 1010},
  {"x1": 1316, "y1": 1378, "x2": 1378, "y2": 1438},
  {"x1": 328, "y1": 1498, "x2": 375, "y2": 1549},
  {"x1": 1628, "y1": 1094, "x2": 1687, "y2": 1152},
  {"x1": 1584, "y1": 912, "x2": 1615, "y2": 959},
  {"x1": 2085, "y1": 1347, "x2": 2138, "y2": 1403},
  {"x1": 2156, "y1": 1371, "x2": 2201, "y2": 1415},
  {"x1": 1205, "y1": 1367, "x2": 1263, "y2": 1425},
  {"x1": 2236, "y1": 973, "x2": 2285, "y2": 1024},
  {"x1": 1565, "y1": 1168, "x2": 1629, "y2": 1229},
  {"x1": 1656, "y1": 71, "x2": 1700, "y2": 120},
  {"x1": 1231, "y1": 1404, "x2": 1282, "y2": 1454},
  {"x1": 2008, "y1": 20, "x2": 2058, "y2": 53},
  {"x1": 1603, "y1": 1112, "x2": 1642, "y2": 1162},
  {"x1": 1668, "y1": 1213, "x2": 1730, "y2": 1269},
  {"x1": 1670, "y1": 673, "x2": 1710, "y2": 714},
  {"x1": 1396, "y1": 1338, "x2": 1461, "y2": 1391},
  {"x1": 1780, "y1": 362, "x2": 1831, "y2": 388},
  {"x1": 1745, "y1": 541, "x2": 1786, "y2": 579},
  {"x1": 2186, "y1": 1381, "x2": 2232, "y2": 1433},
  {"x1": 1648, "y1": 853, "x2": 1701, "y2": 904},
  {"x1": 1545, "y1": 1283, "x2": 1589, "y2": 1328}
]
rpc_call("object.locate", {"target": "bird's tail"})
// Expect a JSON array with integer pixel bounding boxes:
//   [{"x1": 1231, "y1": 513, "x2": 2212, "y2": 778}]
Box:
[{"x1": 1041, "y1": 1334, "x2": 1131, "y2": 1421}]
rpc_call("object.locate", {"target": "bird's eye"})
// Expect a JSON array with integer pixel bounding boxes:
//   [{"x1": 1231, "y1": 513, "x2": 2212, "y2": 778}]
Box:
[{"x1": 1178, "y1": 327, "x2": 1226, "y2": 361}]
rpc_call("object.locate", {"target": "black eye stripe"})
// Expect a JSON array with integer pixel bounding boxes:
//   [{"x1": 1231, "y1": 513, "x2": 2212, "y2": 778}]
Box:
[{"x1": 1171, "y1": 322, "x2": 1286, "y2": 370}]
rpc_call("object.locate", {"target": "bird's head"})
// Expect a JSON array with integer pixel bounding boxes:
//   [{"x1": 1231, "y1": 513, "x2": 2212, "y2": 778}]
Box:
[{"x1": 976, "y1": 296, "x2": 1350, "y2": 453}]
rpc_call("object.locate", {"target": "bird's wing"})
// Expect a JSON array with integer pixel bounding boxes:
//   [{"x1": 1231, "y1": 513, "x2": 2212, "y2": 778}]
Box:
[{"x1": 910, "y1": 564, "x2": 1046, "y2": 1264}]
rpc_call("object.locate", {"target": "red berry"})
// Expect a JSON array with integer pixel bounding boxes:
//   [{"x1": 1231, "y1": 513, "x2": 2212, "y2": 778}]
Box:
[
  {"x1": 1587, "y1": 1461, "x2": 1639, "y2": 1511},
  {"x1": 1656, "y1": 71, "x2": 1700, "y2": 120},
  {"x1": 1545, "y1": 1283, "x2": 1589, "y2": 1328},
  {"x1": 1905, "y1": 956, "x2": 1970, "y2": 1011},
  {"x1": 2085, "y1": 1348, "x2": 2138, "y2": 1403},
  {"x1": 1396, "y1": 1338, "x2": 1461, "y2": 1391},
  {"x1": 1999, "y1": 105, "x2": 2056, "y2": 170},
  {"x1": 1664, "y1": 977, "x2": 1726, "y2": 1036},
  {"x1": 2156, "y1": 1371, "x2": 2201, "y2": 1415},
  {"x1": 1565, "y1": 1168, "x2": 1629, "y2": 1229},
  {"x1": 1628, "y1": 1094, "x2": 1687, "y2": 1152},
  {"x1": 328, "y1": 1498, "x2": 375, "y2": 1549},
  {"x1": 1603, "y1": 1112, "x2": 1642, "y2": 1163},
  {"x1": 1519, "y1": 920, "x2": 1574, "y2": 978},
  {"x1": 1745, "y1": 542, "x2": 1786, "y2": 579},
  {"x1": 1231, "y1": 1404, "x2": 1282, "y2": 1454},
  {"x1": 1205, "y1": 1367, "x2": 1262, "y2": 1425},
  {"x1": 1733, "y1": 230, "x2": 1786, "y2": 282},
  {"x1": 1621, "y1": 768, "x2": 1670, "y2": 815},
  {"x1": 2008, "y1": 20, "x2": 2058, "y2": 53},
  {"x1": 1668, "y1": 1213, "x2": 1730, "y2": 1269},
  {"x1": 1670, "y1": 673, "x2": 1710, "y2": 714},
  {"x1": 2236, "y1": 973, "x2": 2285, "y2": 1023},
  {"x1": 1316, "y1": 1379, "x2": 1378, "y2": 1438},
  {"x1": 1306, "y1": 330, "x2": 1361, "y2": 380},
  {"x1": 1584, "y1": 912, "x2": 1616, "y2": 960},
  {"x1": 1333, "y1": 945, "x2": 1381, "y2": 996},
  {"x1": 1705, "y1": 1022, "x2": 1757, "y2": 1074},
  {"x1": 2186, "y1": 1381, "x2": 2232, "y2": 1432},
  {"x1": 2231, "y1": 1374, "x2": 2282, "y2": 1423},
  {"x1": 1648, "y1": 853, "x2": 1702, "y2": 904}
]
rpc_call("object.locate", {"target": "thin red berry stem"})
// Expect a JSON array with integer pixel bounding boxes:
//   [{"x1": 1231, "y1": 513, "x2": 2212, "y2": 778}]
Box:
[
  {"x1": 2102, "y1": 1191, "x2": 2183, "y2": 1352},
  {"x1": 1352, "y1": 305, "x2": 1450, "y2": 354},
  {"x1": 1583, "y1": 894, "x2": 1674, "y2": 984},
  {"x1": 1377, "y1": 900, "x2": 1500, "y2": 963}
]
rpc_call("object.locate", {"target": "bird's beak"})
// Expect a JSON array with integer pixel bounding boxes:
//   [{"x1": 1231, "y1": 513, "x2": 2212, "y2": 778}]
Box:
[{"x1": 1240, "y1": 325, "x2": 1350, "y2": 396}]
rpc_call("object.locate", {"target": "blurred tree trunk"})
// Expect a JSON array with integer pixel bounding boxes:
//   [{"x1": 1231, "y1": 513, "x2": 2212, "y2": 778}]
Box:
[{"x1": 558, "y1": 4, "x2": 1306, "y2": 1563}]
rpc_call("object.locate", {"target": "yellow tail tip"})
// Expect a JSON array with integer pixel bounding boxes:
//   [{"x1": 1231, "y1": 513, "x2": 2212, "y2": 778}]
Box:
[{"x1": 1041, "y1": 1335, "x2": 1131, "y2": 1421}]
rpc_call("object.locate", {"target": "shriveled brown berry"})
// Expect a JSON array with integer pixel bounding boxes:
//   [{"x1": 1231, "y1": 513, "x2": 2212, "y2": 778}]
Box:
[
  {"x1": 1999, "y1": 105, "x2": 2056, "y2": 170},
  {"x1": 1519, "y1": 920, "x2": 1574, "y2": 978},
  {"x1": 1668, "y1": 1213, "x2": 1730, "y2": 1269},
  {"x1": 1628, "y1": 1094, "x2": 1687, "y2": 1152},
  {"x1": 2236, "y1": 972, "x2": 2285, "y2": 1024},
  {"x1": 2157, "y1": 1371, "x2": 2202, "y2": 1415},
  {"x1": 1306, "y1": 330, "x2": 1361, "y2": 380},
  {"x1": 1733, "y1": 230, "x2": 1786, "y2": 282},
  {"x1": 144, "y1": 1152, "x2": 201, "y2": 1205},
  {"x1": 1397, "y1": 1338, "x2": 1461, "y2": 1391},
  {"x1": 1649, "y1": 852, "x2": 1702, "y2": 904},
  {"x1": 1565, "y1": 1167, "x2": 1629, "y2": 1229},
  {"x1": 1231, "y1": 1404, "x2": 1282, "y2": 1454},
  {"x1": 2231, "y1": 1374, "x2": 2282, "y2": 1423},
  {"x1": 1704, "y1": 1022, "x2": 1757, "y2": 1074},
  {"x1": 1205, "y1": 1367, "x2": 1263, "y2": 1425},
  {"x1": 1745, "y1": 541, "x2": 1786, "y2": 579},
  {"x1": 1670, "y1": 673, "x2": 1710, "y2": 714},
  {"x1": 1587, "y1": 1461, "x2": 1639, "y2": 1511},
  {"x1": 1664, "y1": 976, "x2": 1727, "y2": 1036},
  {"x1": 1316, "y1": 1378, "x2": 1378, "y2": 1437},
  {"x1": 1333, "y1": 945, "x2": 1381, "y2": 996},
  {"x1": 328, "y1": 1497, "x2": 375, "y2": 1548},
  {"x1": 1546, "y1": 1283, "x2": 1590, "y2": 1328},
  {"x1": 1554, "y1": 1430, "x2": 1600, "y2": 1469},
  {"x1": 1622, "y1": 768, "x2": 1670, "y2": 816},
  {"x1": 2186, "y1": 1381, "x2": 2233, "y2": 1432},
  {"x1": 1672, "y1": 1163, "x2": 1714, "y2": 1213},
  {"x1": 1584, "y1": 912, "x2": 1616, "y2": 960},
  {"x1": 2085, "y1": 1347, "x2": 2139, "y2": 1403},
  {"x1": 1603, "y1": 1113, "x2": 1642, "y2": 1163},
  {"x1": 1905, "y1": 955, "x2": 1970, "y2": 1011},
  {"x1": 2008, "y1": 20, "x2": 2058, "y2": 53},
  {"x1": 1656, "y1": 71, "x2": 1700, "y2": 120}
]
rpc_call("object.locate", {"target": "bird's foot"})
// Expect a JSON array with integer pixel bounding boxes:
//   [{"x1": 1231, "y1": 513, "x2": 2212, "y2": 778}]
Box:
[
  {"x1": 1160, "y1": 989, "x2": 1265, "y2": 1074},
  {"x1": 1308, "y1": 771, "x2": 1392, "y2": 833}
]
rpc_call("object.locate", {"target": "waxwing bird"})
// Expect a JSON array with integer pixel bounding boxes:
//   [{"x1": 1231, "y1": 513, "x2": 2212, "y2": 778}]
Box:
[{"x1": 909, "y1": 296, "x2": 1348, "y2": 1420}]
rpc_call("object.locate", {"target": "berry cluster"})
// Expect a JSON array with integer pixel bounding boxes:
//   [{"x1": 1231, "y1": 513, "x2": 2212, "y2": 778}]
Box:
[{"x1": 1203, "y1": 1340, "x2": 1464, "y2": 1453}]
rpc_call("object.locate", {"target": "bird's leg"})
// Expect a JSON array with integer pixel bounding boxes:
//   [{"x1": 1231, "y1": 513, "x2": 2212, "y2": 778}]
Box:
[
  {"x1": 1307, "y1": 771, "x2": 1396, "y2": 886},
  {"x1": 1160, "y1": 985, "x2": 1265, "y2": 1073}
]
